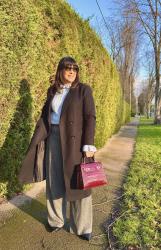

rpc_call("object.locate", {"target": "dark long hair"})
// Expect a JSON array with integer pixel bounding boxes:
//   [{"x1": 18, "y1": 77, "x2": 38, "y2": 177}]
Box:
[{"x1": 49, "y1": 56, "x2": 80, "y2": 93}]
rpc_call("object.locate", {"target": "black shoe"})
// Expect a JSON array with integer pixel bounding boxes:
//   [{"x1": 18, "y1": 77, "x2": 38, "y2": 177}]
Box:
[
  {"x1": 48, "y1": 225, "x2": 63, "y2": 233},
  {"x1": 79, "y1": 233, "x2": 92, "y2": 241}
]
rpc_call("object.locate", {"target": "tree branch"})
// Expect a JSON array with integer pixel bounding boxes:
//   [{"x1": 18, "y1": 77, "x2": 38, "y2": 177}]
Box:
[{"x1": 129, "y1": 0, "x2": 156, "y2": 47}]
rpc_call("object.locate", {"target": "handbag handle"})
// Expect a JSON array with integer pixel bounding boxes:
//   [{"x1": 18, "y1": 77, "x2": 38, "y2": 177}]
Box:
[{"x1": 81, "y1": 155, "x2": 95, "y2": 164}]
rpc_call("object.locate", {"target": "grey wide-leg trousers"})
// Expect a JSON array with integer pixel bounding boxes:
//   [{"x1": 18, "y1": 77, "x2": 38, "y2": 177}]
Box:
[{"x1": 45, "y1": 124, "x2": 93, "y2": 235}]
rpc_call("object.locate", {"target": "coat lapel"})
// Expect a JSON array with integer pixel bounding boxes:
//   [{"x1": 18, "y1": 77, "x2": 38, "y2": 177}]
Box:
[{"x1": 59, "y1": 87, "x2": 76, "y2": 122}]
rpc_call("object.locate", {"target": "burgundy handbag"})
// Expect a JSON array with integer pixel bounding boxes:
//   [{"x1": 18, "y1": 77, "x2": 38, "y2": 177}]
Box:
[{"x1": 76, "y1": 156, "x2": 107, "y2": 190}]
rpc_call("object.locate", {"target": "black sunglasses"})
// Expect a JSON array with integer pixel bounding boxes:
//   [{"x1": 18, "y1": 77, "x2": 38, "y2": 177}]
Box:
[{"x1": 64, "y1": 65, "x2": 79, "y2": 72}]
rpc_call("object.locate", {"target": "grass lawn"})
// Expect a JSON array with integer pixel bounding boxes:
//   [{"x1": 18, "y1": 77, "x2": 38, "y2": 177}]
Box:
[{"x1": 113, "y1": 117, "x2": 161, "y2": 249}]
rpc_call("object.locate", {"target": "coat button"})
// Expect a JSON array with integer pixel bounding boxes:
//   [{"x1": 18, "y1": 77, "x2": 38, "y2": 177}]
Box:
[{"x1": 69, "y1": 121, "x2": 73, "y2": 124}]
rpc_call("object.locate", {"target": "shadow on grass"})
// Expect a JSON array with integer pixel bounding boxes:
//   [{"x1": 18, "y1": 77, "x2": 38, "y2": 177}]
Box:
[
  {"x1": 137, "y1": 122, "x2": 161, "y2": 139},
  {"x1": 101, "y1": 157, "x2": 134, "y2": 250},
  {"x1": 101, "y1": 119, "x2": 160, "y2": 249}
]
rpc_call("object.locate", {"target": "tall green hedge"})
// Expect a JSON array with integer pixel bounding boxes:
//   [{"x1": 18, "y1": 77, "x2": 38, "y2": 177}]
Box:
[{"x1": 0, "y1": 0, "x2": 130, "y2": 198}]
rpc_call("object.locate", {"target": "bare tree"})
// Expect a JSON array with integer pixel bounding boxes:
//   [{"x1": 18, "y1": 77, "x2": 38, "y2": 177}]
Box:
[
  {"x1": 118, "y1": 19, "x2": 139, "y2": 107},
  {"x1": 139, "y1": 78, "x2": 155, "y2": 117},
  {"x1": 94, "y1": 0, "x2": 140, "y2": 115},
  {"x1": 143, "y1": 51, "x2": 155, "y2": 118},
  {"x1": 105, "y1": 20, "x2": 125, "y2": 62},
  {"x1": 146, "y1": 79, "x2": 155, "y2": 118},
  {"x1": 120, "y1": 0, "x2": 161, "y2": 123}
]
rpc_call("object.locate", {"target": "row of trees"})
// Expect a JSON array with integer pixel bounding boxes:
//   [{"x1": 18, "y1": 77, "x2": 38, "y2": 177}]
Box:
[
  {"x1": 95, "y1": 0, "x2": 161, "y2": 123},
  {"x1": 125, "y1": 0, "x2": 161, "y2": 123},
  {"x1": 138, "y1": 52, "x2": 155, "y2": 117}
]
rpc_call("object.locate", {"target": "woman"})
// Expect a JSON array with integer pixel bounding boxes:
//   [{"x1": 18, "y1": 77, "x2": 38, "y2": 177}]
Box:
[{"x1": 18, "y1": 56, "x2": 97, "y2": 241}]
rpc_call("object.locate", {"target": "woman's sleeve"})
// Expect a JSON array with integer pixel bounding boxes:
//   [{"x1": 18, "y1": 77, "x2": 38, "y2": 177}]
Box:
[
  {"x1": 82, "y1": 85, "x2": 96, "y2": 146},
  {"x1": 82, "y1": 145, "x2": 97, "y2": 152}
]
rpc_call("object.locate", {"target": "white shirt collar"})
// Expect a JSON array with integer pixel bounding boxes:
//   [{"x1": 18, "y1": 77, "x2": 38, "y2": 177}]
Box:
[{"x1": 60, "y1": 83, "x2": 72, "y2": 89}]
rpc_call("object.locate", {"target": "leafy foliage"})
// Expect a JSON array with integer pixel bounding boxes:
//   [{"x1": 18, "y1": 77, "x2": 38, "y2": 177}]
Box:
[{"x1": 0, "y1": 0, "x2": 130, "y2": 198}]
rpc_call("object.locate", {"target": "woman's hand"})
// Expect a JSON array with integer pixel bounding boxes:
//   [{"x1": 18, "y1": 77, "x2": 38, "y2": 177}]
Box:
[{"x1": 84, "y1": 151, "x2": 95, "y2": 158}]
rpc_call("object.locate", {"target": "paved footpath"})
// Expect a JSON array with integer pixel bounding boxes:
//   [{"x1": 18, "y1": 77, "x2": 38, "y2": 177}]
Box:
[{"x1": 0, "y1": 118, "x2": 139, "y2": 250}]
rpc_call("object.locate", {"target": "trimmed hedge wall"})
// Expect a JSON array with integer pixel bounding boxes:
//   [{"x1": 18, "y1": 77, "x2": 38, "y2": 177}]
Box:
[{"x1": 0, "y1": 0, "x2": 130, "y2": 198}]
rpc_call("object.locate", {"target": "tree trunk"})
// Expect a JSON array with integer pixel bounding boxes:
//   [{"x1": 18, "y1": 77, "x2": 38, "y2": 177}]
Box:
[{"x1": 154, "y1": 49, "x2": 161, "y2": 124}]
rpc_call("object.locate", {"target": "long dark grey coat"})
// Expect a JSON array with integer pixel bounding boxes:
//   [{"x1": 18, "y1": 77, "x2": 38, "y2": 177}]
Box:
[{"x1": 18, "y1": 82, "x2": 96, "y2": 201}]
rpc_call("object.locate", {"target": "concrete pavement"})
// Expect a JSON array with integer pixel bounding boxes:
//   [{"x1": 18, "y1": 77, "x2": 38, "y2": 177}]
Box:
[{"x1": 0, "y1": 118, "x2": 139, "y2": 250}]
